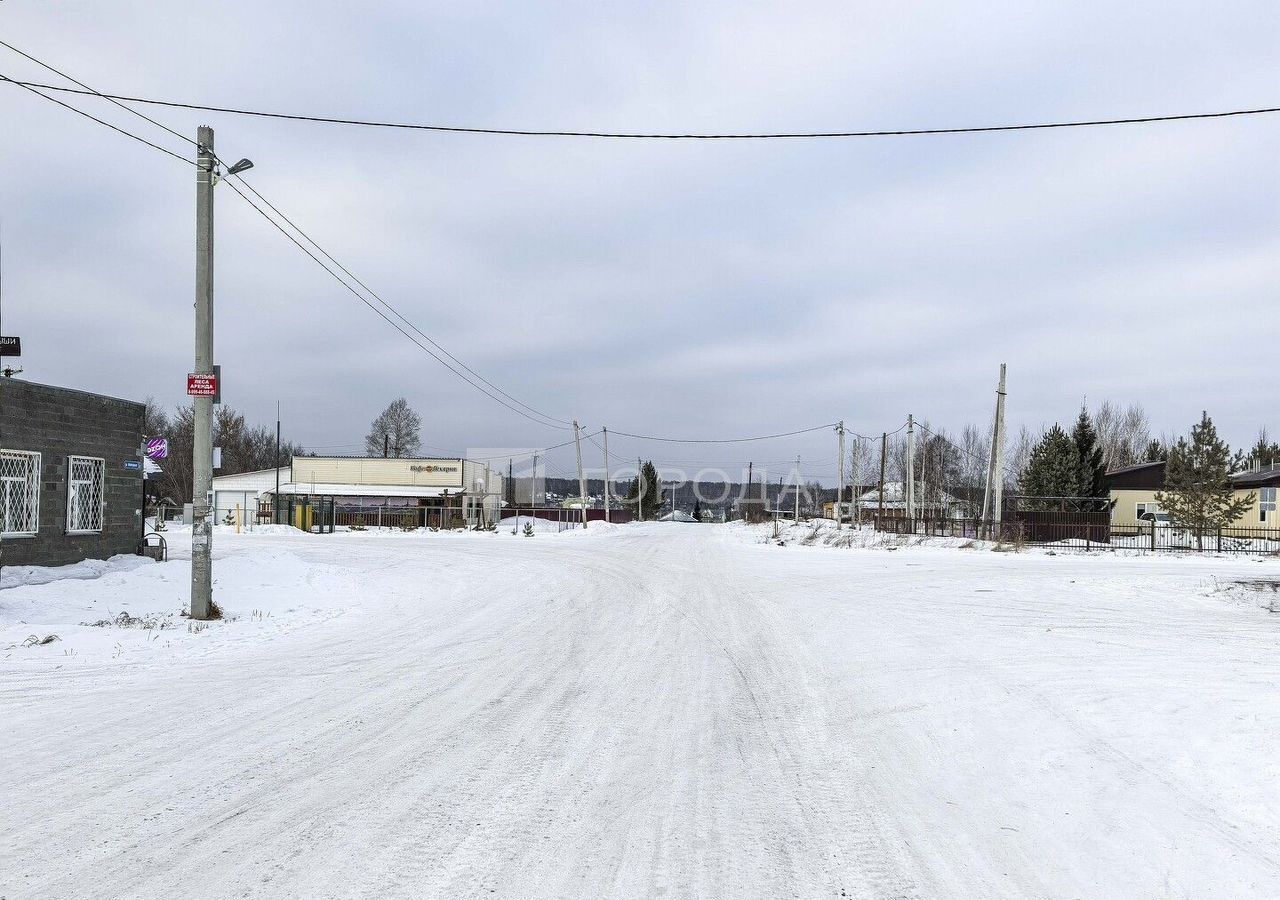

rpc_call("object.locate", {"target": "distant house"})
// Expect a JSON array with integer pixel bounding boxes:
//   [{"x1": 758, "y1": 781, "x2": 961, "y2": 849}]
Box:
[
  {"x1": 1104, "y1": 460, "x2": 1277, "y2": 528},
  {"x1": 857, "y1": 481, "x2": 967, "y2": 519}
]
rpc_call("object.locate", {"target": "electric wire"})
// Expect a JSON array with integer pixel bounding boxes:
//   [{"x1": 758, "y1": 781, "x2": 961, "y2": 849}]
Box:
[
  {"x1": 222, "y1": 177, "x2": 572, "y2": 429},
  {"x1": 4, "y1": 74, "x2": 1277, "y2": 140},
  {"x1": 609, "y1": 423, "x2": 839, "y2": 443},
  {"x1": 0, "y1": 43, "x2": 573, "y2": 432},
  {"x1": 227, "y1": 173, "x2": 573, "y2": 429},
  {"x1": 0, "y1": 72, "x2": 193, "y2": 166}
]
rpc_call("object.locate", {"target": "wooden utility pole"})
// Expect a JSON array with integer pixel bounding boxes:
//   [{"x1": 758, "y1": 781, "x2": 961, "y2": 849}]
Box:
[
  {"x1": 573, "y1": 421, "x2": 588, "y2": 529},
  {"x1": 991, "y1": 365, "x2": 1008, "y2": 537},
  {"x1": 980, "y1": 363, "x2": 1008, "y2": 539},
  {"x1": 906, "y1": 414, "x2": 916, "y2": 524},
  {"x1": 602, "y1": 427, "x2": 610, "y2": 522},
  {"x1": 878, "y1": 432, "x2": 887, "y2": 524},
  {"x1": 794, "y1": 455, "x2": 801, "y2": 523}
]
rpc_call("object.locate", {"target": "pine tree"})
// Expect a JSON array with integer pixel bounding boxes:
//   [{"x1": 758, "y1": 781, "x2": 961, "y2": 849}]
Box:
[
  {"x1": 1244, "y1": 429, "x2": 1280, "y2": 469},
  {"x1": 1018, "y1": 425, "x2": 1078, "y2": 506},
  {"x1": 1155, "y1": 412, "x2": 1254, "y2": 549},
  {"x1": 624, "y1": 461, "x2": 662, "y2": 520},
  {"x1": 1144, "y1": 439, "x2": 1166, "y2": 462},
  {"x1": 1070, "y1": 406, "x2": 1106, "y2": 497}
]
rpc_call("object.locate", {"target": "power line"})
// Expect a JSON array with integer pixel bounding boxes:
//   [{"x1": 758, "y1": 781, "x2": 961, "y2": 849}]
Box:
[
  {"x1": 221, "y1": 178, "x2": 570, "y2": 430},
  {"x1": 0, "y1": 39, "x2": 196, "y2": 149},
  {"x1": 0, "y1": 42, "x2": 573, "y2": 432},
  {"x1": 3, "y1": 75, "x2": 1277, "y2": 140},
  {"x1": 0, "y1": 72, "x2": 193, "y2": 165},
  {"x1": 609, "y1": 423, "x2": 838, "y2": 443},
  {"x1": 227, "y1": 174, "x2": 572, "y2": 429}
]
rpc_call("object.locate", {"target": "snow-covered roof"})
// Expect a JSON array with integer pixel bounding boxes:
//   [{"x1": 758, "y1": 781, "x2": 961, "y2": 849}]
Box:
[
  {"x1": 857, "y1": 481, "x2": 964, "y2": 506},
  {"x1": 658, "y1": 510, "x2": 699, "y2": 522},
  {"x1": 211, "y1": 467, "x2": 291, "y2": 494}
]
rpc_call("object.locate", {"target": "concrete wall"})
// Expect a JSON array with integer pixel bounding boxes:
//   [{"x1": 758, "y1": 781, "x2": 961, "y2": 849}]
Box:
[{"x1": 0, "y1": 379, "x2": 144, "y2": 567}]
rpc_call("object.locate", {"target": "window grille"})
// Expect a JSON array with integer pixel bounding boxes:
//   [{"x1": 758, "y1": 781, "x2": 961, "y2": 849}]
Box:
[
  {"x1": 1, "y1": 449, "x2": 41, "y2": 536},
  {"x1": 67, "y1": 456, "x2": 105, "y2": 534}
]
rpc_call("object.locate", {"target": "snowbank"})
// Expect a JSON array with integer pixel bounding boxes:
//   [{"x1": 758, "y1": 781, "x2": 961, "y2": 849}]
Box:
[{"x1": 0, "y1": 553, "x2": 154, "y2": 590}]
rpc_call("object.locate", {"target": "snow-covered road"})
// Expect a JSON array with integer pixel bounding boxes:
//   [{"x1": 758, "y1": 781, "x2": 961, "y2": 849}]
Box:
[{"x1": 3, "y1": 524, "x2": 1278, "y2": 898}]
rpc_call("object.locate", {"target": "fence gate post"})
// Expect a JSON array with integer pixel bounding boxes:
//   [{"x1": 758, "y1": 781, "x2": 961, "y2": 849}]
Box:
[{"x1": 1150, "y1": 521, "x2": 1156, "y2": 551}]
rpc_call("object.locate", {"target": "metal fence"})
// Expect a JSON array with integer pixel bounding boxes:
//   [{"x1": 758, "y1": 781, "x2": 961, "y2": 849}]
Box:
[{"x1": 872, "y1": 515, "x2": 1280, "y2": 554}]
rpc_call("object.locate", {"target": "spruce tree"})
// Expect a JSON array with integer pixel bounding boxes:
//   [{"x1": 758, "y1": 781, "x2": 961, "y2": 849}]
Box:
[
  {"x1": 1155, "y1": 412, "x2": 1254, "y2": 549},
  {"x1": 623, "y1": 461, "x2": 662, "y2": 520},
  {"x1": 1144, "y1": 439, "x2": 1166, "y2": 462},
  {"x1": 1070, "y1": 406, "x2": 1107, "y2": 497},
  {"x1": 1018, "y1": 425, "x2": 1078, "y2": 506}
]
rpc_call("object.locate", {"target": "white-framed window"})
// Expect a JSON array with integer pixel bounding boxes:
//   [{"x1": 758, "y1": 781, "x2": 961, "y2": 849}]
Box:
[
  {"x1": 1261, "y1": 487, "x2": 1277, "y2": 523},
  {"x1": 1, "y1": 449, "x2": 41, "y2": 536},
  {"x1": 1136, "y1": 501, "x2": 1160, "y2": 518},
  {"x1": 66, "y1": 456, "x2": 105, "y2": 534}
]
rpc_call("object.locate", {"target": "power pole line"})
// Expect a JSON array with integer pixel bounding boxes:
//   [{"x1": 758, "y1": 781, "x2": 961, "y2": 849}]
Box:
[
  {"x1": 530, "y1": 454, "x2": 539, "y2": 505},
  {"x1": 836, "y1": 421, "x2": 846, "y2": 530},
  {"x1": 906, "y1": 414, "x2": 916, "y2": 523},
  {"x1": 852, "y1": 437, "x2": 863, "y2": 527},
  {"x1": 602, "y1": 426, "x2": 610, "y2": 522},
  {"x1": 794, "y1": 454, "x2": 801, "y2": 523},
  {"x1": 190, "y1": 126, "x2": 216, "y2": 621},
  {"x1": 878, "y1": 432, "x2": 887, "y2": 524},
  {"x1": 637, "y1": 456, "x2": 643, "y2": 520},
  {"x1": 990, "y1": 364, "x2": 1009, "y2": 538},
  {"x1": 981, "y1": 364, "x2": 1007, "y2": 536},
  {"x1": 274, "y1": 401, "x2": 281, "y2": 523},
  {"x1": 573, "y1": 421, "x2": 587, "y2": 529}
]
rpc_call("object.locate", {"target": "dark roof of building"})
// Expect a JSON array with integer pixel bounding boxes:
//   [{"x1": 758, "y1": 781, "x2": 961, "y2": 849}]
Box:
[
  {"x1": 1105, "y1": 461, "x2": 1164, "y2": 476},
  {"x1": 1103, "y1": 460, "x2": 1165, "y2": 491},
  {"x1": 1230, "y1": 465, "x2": 1280, "y2": 488}
]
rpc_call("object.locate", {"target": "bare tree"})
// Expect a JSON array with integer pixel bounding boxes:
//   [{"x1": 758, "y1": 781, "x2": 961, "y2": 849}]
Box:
[
  {"x1": 1091, "y1": 400, "x2": 1151, "y2": 470},
  {"x1": 142, "y1": 396, "x2": 169, "y2": 438},
  {"x1": 364, "y1": 398, "x2": 422, "y2": 457},
  {"x1": 1005, "y1": 424, "x2": 1039, "y2": 490}
]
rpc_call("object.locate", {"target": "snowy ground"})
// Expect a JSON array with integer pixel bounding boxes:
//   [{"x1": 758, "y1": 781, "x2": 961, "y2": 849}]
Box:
[{"x1": 2, "y1": 522, "x2": 1278, "y2": 898}]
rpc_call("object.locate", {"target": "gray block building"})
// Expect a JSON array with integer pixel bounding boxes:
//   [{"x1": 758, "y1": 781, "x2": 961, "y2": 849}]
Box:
[{"x1": 0, "y1": 379, "x2": 145, "y2": 568}]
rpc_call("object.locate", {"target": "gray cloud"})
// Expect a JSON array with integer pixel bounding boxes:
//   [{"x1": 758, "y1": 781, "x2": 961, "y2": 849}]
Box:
[{"x1": 1, "y1": 1, "x2": 1276, "y2": 477}]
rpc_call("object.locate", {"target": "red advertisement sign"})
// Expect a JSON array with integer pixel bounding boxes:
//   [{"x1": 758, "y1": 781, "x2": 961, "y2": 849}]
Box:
[{"x1": 186, "y1": 373, "x2": 217, "y2": 396}]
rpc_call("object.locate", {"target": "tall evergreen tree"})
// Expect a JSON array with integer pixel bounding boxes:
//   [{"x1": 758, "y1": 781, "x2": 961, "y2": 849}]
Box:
[
  {"x1": 1018, "y1": 425, "x2": 1078, "y2": 505},
  {"x1": 1070, "y1": 406, "x2": 1107, "y2": 497},
  {"x1": 1245, "y1": 428, "x2": 1280, "y2": 469},
  {"x1": 624, "y1": 461, "x2": 662, "y2": 520},
  {"x1": 1155, "y1": 412, "x2": 1254, "y2": 549},
  {"x1": 1144, "y1": 439, "x2": 1166, "y2": 462}
]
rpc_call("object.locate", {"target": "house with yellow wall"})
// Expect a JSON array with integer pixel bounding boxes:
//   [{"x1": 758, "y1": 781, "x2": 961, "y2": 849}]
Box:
[{"x1": 1104, "y1": 460, "x2": 1277, "y2": 528}]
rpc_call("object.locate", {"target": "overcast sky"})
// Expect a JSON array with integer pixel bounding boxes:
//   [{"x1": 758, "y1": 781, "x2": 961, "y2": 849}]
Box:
[{"x1": 2, "y1": 2, "x2": 1277, "y2": 483}]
